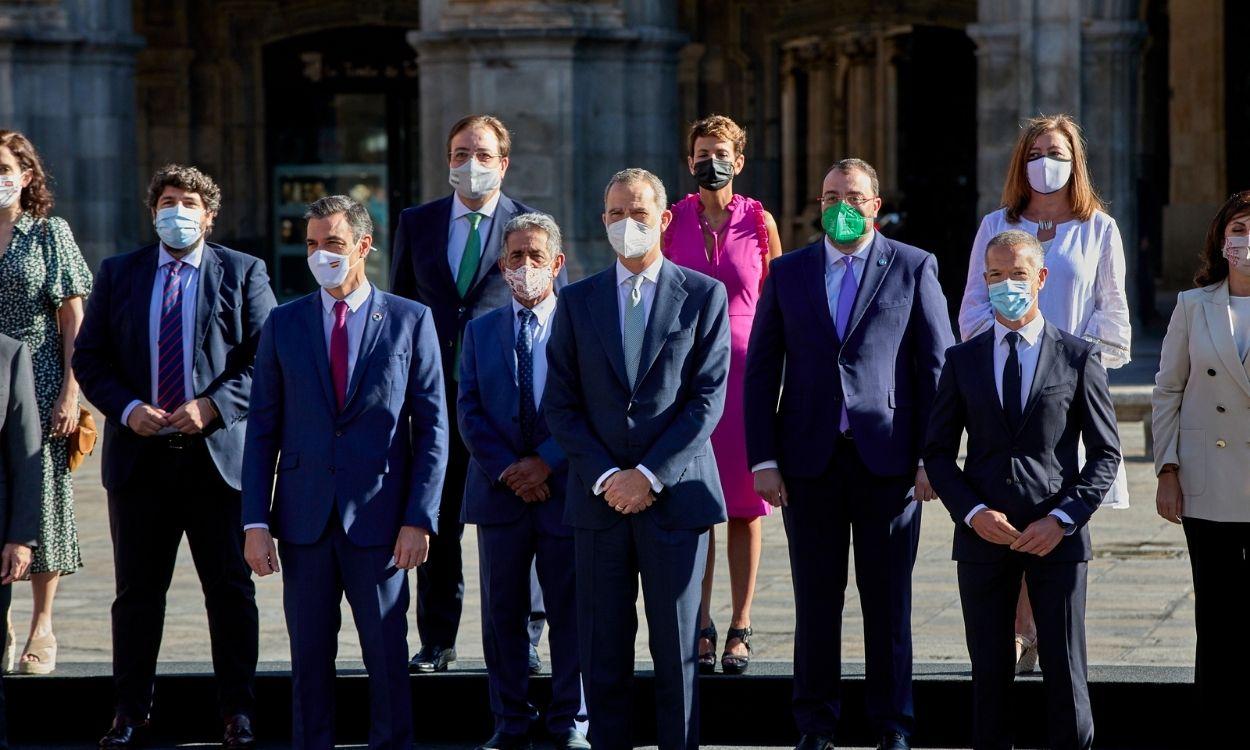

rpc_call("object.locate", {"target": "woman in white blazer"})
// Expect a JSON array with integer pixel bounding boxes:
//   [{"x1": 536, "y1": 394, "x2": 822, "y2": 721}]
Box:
[{"x1": 1153, "y1": 191, "x2": 1250, "y2": 740}]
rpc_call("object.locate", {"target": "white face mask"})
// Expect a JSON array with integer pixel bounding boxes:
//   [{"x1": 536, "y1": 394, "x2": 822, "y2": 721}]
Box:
[
  {"x1": 154, "y1": 204, "x2": 205, "y2": 250},
  {"x1": 1026, "y1": 156, "x2": 1072, "y2": 195},
  {"x1": 1224, "y1": 235, "x2": 1250, "y2": 269},
  {"x1": 503, "y1": 264, "x2": 554, "y2": 301},
  {"x1": 448, "y1": 160, "x2": 502, "y2": 201},
  {"x1": 0, "y1": 171, "x2": 23, "y2": 209},
  {"x1": 307, "y1": 248, "x2": 364, "y2": 289},
  {"x1": 606, "y1": 217, "x2": 657, "y2": 259}
]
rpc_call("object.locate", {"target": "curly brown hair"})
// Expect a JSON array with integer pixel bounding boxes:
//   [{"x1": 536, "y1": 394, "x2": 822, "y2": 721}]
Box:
[
  {"x1": 146, "y1": 164, "x2": 222, "y2": 213},
  {"x1": 1195, "y1": 190, "x2": 1250, "y2": 287},
  {"x1": 0, "y1": 130, "x2": 55, "y2": 218},
  {"x1": 687, "y1": 114, "x2": 747, "y2": 158}
]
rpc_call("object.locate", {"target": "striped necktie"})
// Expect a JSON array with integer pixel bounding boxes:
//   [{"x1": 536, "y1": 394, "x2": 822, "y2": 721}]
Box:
[
  {"x1": 623, "y1": 274, "x2": 646, "y2": 388},
  {"x1": 156, "y1": 260, "x2": 186, "y2": 412}
]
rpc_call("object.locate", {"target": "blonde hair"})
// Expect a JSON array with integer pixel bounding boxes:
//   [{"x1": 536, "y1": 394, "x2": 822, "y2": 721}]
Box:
[
  {"x1": 1000, "y1": 114, "x2": 1104, "y2": 223},
  {"x1": 687, "y1": 114, "x2": 746, "y2": 159}
]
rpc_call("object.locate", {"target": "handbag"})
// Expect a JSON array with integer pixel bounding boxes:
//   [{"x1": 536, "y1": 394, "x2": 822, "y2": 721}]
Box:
[{"x1": 67, "y1": 407, "x2": 97, "y2": 472}]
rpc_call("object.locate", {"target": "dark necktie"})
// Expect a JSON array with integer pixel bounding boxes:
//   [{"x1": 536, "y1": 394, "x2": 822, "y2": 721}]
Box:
[
  {"x1": 330, "y1": 300, "x2": 349, "y2": 412},
  {"x1": 1003, "y1": 331, "x2": 1023, "y2": 431},
  {"x1": 517, "y1": 308, "x2": 537, "y2": 449},
  {"x1": 156, "y1": 260, "x2": 185, "y2": 412}
]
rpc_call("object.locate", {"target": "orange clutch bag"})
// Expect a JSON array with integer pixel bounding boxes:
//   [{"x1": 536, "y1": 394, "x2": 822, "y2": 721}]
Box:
[{"x1": 67, "y1": 407, "x2": 97, "y2": 472}]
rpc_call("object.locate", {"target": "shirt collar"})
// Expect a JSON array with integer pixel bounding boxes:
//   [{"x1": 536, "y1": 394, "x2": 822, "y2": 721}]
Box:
[
  {"x1": 11, "y1": 212, "x2": 35, "y2": 236},
  {"x1": 615, "y1": 255, "x2": 665, "y2": 287},
  {"x1": 451, "y1": 191, "x2": 501, "y2": 221},
  {"x1": 158, "y1": 241, "x2": 205, "y2": 270},
  {"x1": 320, "y1": 281, "x2": 373, "y2": 315},
  {"x1": 994, "y1": 314, "x2": 1046, "y2": 347},
  {"x1": 512, "y1": 292, "x2": 558, "y2": 327},
  {"x1": 823, "y1": 230, "x2": 875, "y2": 268}
]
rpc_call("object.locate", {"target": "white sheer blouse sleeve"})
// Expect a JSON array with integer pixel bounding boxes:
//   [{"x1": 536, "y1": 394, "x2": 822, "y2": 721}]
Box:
[
  {"x1": 1080, "y1": 216, "x2": 1132, "y2": 368},
  {"x1": 957, "y1": 214, "x2": 997, "y2": 341}
]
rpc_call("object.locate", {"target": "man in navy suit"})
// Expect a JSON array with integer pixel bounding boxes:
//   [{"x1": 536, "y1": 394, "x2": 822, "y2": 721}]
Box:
[
  {"x1": 744, "y1": 159, "x2": 953, "y2": 750},
  {"x1": 545, "y1": 169, "x2": 731, "y2": 750},
  {"x1": 924, "y1": 231, "x2": 1120, "y2": 750},
  {"x1": 459, "y1": 212, "x2": 588, "y2": 750},
  {"x1": 241, "y1": 196, "x2": 448, "y2": 749},
  {"x1": 390, "y1": 114, "x2": 560, "y2": 673},
  {"x1": 74, "y1": 165, "x2": 276, "y2": 748}
]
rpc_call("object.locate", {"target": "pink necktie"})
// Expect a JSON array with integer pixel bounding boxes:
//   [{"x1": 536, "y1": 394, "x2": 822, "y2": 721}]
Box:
[{"x1": 330, "y1": 301, "x2": 348, "y2": 411}]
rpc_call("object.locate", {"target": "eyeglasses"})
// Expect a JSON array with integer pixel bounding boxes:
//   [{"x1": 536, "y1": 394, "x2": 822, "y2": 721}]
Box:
[
  {"x1": 817, "y1": 193, "x2": 875, "y2": 208},
  {"x1": 449, "y1": 150, "x2": 502, "y2": 166}
]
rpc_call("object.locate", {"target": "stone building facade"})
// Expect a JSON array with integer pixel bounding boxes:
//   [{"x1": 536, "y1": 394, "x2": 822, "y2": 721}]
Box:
[{"x1": 0, "y1": 0, "x2": 1242, "y2": 323}]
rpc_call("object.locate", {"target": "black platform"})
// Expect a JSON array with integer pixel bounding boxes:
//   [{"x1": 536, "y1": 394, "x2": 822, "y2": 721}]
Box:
[{"x1": 6, "y1": 661, "x2": 1195, "y2": 749}]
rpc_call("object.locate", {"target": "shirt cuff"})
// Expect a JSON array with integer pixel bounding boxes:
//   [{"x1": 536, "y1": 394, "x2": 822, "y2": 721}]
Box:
[
  {"x1": 243, "y1": 523, "x2": 269, "y2": 531},
  {"x1": 917, "y1": 459, "x2": 924, "y2": 468},
  {"x1": 592, "y1": 468, "x2": 621, "y2": 496},
  {"x1": 121, "y1": 399, "x2": 143, "y2": 427},
  {"x1": 635, "y1": 465, "x2": 664, "y2": 493},
  {"x1": 751, "y1": 461, "x2": 779, "y2": 473},
  {"x1": 964, "y1": 503, "x2": 989, "y2": 527},
  {"x1": 1049, "y1": 510, "x2": 1077, "y2": 535}
]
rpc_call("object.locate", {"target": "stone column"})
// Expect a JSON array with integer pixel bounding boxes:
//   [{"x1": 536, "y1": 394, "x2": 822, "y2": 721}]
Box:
[{"x1": 413, "y1": 0, "x2": 686, "y2": 277}]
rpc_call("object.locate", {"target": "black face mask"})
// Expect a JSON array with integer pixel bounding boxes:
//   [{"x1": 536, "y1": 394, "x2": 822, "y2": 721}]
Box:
[{"x1": 693, "y1": 158, "x2": 735, "y2": 191}]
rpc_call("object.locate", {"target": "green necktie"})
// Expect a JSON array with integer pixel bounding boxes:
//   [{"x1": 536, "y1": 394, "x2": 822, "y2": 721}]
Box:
[{"x1": 457, "y1": 212, "x2": 483, "y2": 298}]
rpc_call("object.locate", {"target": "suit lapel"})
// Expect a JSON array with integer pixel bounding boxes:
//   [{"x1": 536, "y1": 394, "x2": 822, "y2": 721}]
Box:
[
  {"x1": 1018, "y1": 324, "x2": 1063, "y2": 431},
  {"x1": 588, "y1": 270, "x2": 630, "y2": 389},
  {"x1": 633, "y1": 261, "x2": 688, "y2": 393},
  {"x1": 132, "y1": 247, "x2": 160, "y2": 397},
  {"x1": 976, "y1": 332, "x2": 1011, "y2": 434},
  {"x1": 800, "y1": 243, "x2": 839, "y2": 346},
  {"x1": 1204, "y1": 283, "x2": 1250, "y2": 400},
  {"x1": 471, "y1": 194, "x2": 512, "y2": 293},
  {"x1": 303, "y1": 293, "x2": 337, "y2": 413},
  {"x1": 341, "y1": 292, "x2": 388, "y2": 415},
  {"x1": 194, "y1": 245, "x2": 224, "y2": 360},
  {"x1": 426, "y1": 197, "x2": 457, "y2": 296},
  {"x1": 844, "y1": 234, "x2": 893, "y2": 341},
  {"x1": 496, "y1": 304, "x2": 518, "y2": 385}
]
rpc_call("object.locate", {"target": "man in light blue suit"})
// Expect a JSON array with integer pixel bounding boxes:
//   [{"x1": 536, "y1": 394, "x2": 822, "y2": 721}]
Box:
[
  {"x1": 544, "y1": 169, "x2": 731, "y2": 750},
  {"x1": 459, "y1": 212, "x2": 587, "y2": 750},
  {"x1": 241, "y1": 196, "x2": 449, "y2": 749}
]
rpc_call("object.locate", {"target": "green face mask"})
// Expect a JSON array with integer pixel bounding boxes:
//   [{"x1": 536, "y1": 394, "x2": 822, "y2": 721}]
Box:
[{"x1": 822, "y1": 201, "x2": 868, "y2": 244}]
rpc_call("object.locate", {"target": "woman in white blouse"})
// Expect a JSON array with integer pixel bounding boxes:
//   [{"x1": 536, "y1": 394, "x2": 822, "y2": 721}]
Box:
[
  {"x1": 958, "y1": 114, "x2": 1132, "y2": 674},
  {"x1": 1152, "y1": 192, "x2": 1250, "y2": 740}
]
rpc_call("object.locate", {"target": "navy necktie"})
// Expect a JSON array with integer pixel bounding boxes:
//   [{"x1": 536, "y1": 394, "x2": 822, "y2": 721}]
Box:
[
  {"x1": 517, "y1": 308, "x2": 537, "y2": 449},
  {"x1": 1003, "y1": 331, "x2": 1023, "y2": 431}
]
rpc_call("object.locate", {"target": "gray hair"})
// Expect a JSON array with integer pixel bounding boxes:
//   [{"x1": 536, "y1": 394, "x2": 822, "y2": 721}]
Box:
[
  {"x1": 985, "y1": 229, "x2": 1045, "y2": 269},
  {"x1": 304, "y1": 195, "x2": 373, "y2": 244},
  {"x1": 603, "y1": 168, "x2": 668, "y2": 213},
  {"x1": 828, "y1": 158, "x2": 880, "y2": 197},
  {"x1": 503, "y1": 212, "x2": 563, "y2": 259}
]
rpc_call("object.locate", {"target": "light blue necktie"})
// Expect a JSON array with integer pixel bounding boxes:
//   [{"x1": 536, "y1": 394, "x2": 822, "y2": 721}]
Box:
[{"x1": 623, "y1": 274, "x2": 646, "y2": 388}]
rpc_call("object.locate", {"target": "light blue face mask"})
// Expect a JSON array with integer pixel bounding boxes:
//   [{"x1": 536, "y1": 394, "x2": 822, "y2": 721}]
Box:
[
  {"x1": 154, "y1": 205, "x2": 204, "y2": 250},
  {"x1": 987, "y1": 279, "x2": 1034, "y2": 321}
]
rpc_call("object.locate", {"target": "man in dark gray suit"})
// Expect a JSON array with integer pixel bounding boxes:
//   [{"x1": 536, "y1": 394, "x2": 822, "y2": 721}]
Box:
[
  {"x1": 0, "y1": 334, "x2": 40, "y2": 750},
  {"x1": 924, "y1": 230, "x2": 1121, "y2": 750},
  {"x1": 544, "y1": 168, "x2": 731, "y2": 750}
]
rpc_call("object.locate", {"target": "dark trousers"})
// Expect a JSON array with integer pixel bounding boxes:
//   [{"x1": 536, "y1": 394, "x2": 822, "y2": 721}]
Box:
[
  {"x1": 281, "y1": 518, "x2": 412, "y2": 750},
  {"x1": 575, "y1": 514, "x2": 708, "y2": 750},
  {"x1": 1183, "y1": 516, "x2": 1250, "y2": 742},
  {"x1": 782, "y1": 436, "x2": 920, "y2": 738},
  {"x1": 107, "y1": 439, "x2": 257, "y2": 722},
  {"x1": 958, "y1": 557, "x2": 1091, "y2": 750},
  {"x1": 0, "y1": 583, "x2": 10, "y2": 749},
  {"x1": 416, "y1": 423, "x2": 467, "y2": 650},
  {"x1": 479, "y1": 515, "x2": 584, "y2": 735}
]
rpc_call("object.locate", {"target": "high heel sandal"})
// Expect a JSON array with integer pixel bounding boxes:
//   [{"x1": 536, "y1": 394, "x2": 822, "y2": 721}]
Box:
[
  {"x1": 18, "y1": 632, "x2": 57, "y2": 675},
  {"x1": 721, "y1": 626, "x2": 753, "y2": 675},
  {"x1": 697, "y1": 621, "x2": 717, "y2": 675},
  {"x1": 1014, "y1": 633, "x2": 1038, "y2": 674}
]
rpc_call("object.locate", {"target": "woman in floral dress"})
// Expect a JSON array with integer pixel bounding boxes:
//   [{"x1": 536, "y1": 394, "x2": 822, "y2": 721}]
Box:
[{"x1": 0, "y1": 130, "x2": 93, "y2": 675}]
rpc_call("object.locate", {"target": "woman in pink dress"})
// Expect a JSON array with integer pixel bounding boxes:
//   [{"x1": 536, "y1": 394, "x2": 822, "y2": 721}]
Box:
[{"x1": 663, "y1": 115, "x2": 782, "y2": 674}]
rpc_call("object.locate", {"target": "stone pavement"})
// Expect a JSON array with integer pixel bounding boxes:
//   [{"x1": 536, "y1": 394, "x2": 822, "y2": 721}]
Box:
[{"x1": 8, "y1": 362, "x2": 1195, "y2": 670}]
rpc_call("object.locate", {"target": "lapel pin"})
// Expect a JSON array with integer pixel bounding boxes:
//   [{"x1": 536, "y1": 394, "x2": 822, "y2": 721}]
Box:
[
  {"x1": 877, "y1": 257, "x2": 887, "y2": 266},
  {"x1": 372, "y1": 312, "x2": 383, "y2": 321}
]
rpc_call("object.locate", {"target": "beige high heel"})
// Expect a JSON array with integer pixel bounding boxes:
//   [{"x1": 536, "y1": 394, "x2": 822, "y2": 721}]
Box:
[{"x1": 18, "y1": 632, "x2": 57, "y2": 675}]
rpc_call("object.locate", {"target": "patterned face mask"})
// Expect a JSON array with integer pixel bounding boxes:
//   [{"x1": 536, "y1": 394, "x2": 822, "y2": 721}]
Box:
[{"x1": 1224, "y1": 235, "x2": 1250, "y2": 269}]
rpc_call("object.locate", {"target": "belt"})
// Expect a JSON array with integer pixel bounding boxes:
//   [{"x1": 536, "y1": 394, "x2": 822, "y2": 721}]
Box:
[{"x1": 155, "y1": 433, "x2": 200, "y2": 450}]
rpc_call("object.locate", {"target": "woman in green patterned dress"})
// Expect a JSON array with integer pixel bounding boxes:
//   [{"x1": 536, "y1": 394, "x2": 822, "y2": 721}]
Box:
[{"x1": 0, "y1": 131, "x2": 93, "y2": 675}]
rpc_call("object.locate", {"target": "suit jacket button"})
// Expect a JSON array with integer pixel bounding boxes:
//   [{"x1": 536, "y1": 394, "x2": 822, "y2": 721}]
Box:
[
  {"x1": 1216, "y1": 439, "x2": 1227, "y2": 448},
  {"x1": 328, "y1": 466, "x2": 336, "y2": 473},
  {"x1": 1216, "y1": 405, "x2": 1226, "y2": 413},
  {"x1": 1005, "y1": 478, "x2": 1013, "y2": 485},
  {"x1": 1208, "y1": 368, "x2": 1217, "y2": 376},
  {"x1": 335, "y1": 430, "x2": 343, "y2": 437},
  {"x1": 838, "y1": 357, "x2": 847, "y2": 366},
  {"x1": 458, "y1": 306, "x2": 467, "y2": 315}
]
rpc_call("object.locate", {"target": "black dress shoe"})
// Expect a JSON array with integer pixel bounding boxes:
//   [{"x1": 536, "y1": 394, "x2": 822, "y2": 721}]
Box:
[
  {"x1": 528, "y1": 643, "x2": 543, "y2": 675},
  {"x1": 795, "y1": 734, "x2": 835, "y2": 750},
  {"x1": 877, "y1": 732, "x2": 910, "y2": 750},
  {"x1": 410, "y1": 645, "x2": 457, "y2": 673},
  {"x1": 99, "y1": 716, "x2": 147, "y2": 748},
  {"x1": 555, "y1": 729, "x2": 591, "y2": 750},
  {"x1": 475, "y1": 731, "x2": 532, "y2": 750},
  {"x1": 223, "y1": 714, "x2": 255, "y2": 748}
]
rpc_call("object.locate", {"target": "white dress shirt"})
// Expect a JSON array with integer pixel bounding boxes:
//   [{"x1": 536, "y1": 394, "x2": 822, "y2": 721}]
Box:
[
  {"x1": 447, "y1": 191, "x2": 500, "y2": 282},
  {"x1": 512, "y1": 293, "x2": 557, "y2": 408},
  {"x1": 245, "y1": 281, "x2": 374, "y2": 532},
  {"x1": 591, "y1": 256, "x2": 668, "y2": 496},
  {"x1": 121, "y1": 242, "x2": 204, "y2": 429},
  {"x1": 965, "y1": 314, "x2": 1074, "y2": 531}
]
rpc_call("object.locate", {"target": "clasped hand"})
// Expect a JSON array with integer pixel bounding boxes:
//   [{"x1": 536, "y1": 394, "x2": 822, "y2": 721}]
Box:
[
  {"x1": 603, "y1": 468, "x2": 654, "y2": 514},
  {"x1": 970, "y1": 509, "x2": 1064, "y2": 557},
  {"x1": 127, "y1": 398, "x2": 218, "y2": 436},
  {"x1": 501, "y1": 456, "x2": 552, "y2": 503}
]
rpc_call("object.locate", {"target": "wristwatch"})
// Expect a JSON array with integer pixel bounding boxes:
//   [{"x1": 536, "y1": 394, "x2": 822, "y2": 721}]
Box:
[{"x1": 1158, "y1": 464, "x2": 1179, "y2": 475}]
